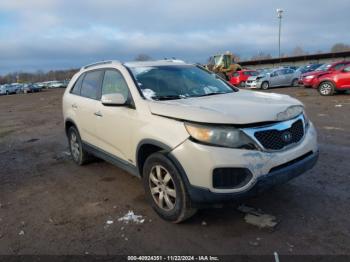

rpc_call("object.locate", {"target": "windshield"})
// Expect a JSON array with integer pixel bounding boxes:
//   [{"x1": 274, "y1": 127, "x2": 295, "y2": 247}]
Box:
[
  {"x1": 128, "y1": 65, "x2": 236, "y2": 100},
  {"x1": 316, "y1": 64, "x2": 331, "y2": 71}
]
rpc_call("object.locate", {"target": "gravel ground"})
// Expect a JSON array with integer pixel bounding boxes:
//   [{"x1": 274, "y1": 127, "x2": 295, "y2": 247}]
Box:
[{"x1": 0, "y1": 87, "x2": 349, "y2": 256}]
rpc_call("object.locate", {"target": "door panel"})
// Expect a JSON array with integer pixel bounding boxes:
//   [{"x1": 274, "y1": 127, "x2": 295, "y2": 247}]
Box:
[
  {"x1": 270, "y1": 71, "x2": 281, "y2": 86},
  {"x1": 337, "y1": 66, "x2": 350, "y2": 88},
  {"x1": 75, "y1": 96, "x2": 100, "y2": 145},
  {"x1": 77, "y1": 70, "x2": 104, "y2": 145},
  {"x1": 95, "y1": 69, "x2": 136, "y2": 162}
]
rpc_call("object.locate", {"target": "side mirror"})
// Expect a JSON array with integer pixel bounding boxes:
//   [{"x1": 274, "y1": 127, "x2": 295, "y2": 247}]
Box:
[{"x1": 101, "y1": 93, "x2": 127, "y2": 106}]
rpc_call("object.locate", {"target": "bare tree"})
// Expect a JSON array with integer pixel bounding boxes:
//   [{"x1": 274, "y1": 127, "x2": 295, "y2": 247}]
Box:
[
  {"x1": 331, "y1": 43, "x2": 350, "y2": 53},
  {"x1": 251, "y1": 52, "x2": 272, "y2": 61},
  {"x1": 134, "y1": 54, "x2": 153, "y2": 61},
  {"x1": 291, "y1": 46, "x2": 307, "y2": 56}
]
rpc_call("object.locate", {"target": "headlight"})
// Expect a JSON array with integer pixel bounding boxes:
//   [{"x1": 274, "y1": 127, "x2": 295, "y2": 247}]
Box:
[
  {"x1": 305, "y1": 75, "x2": 314, "y2": 79},
  {"x1": 184, "y1": 122, "x2": 257, "y2": 149},
  {"x1": 276, "y1": 105, "x2": 304, "y2": 121}
]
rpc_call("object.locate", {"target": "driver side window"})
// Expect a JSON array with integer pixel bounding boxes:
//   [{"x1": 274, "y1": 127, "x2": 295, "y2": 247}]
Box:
[{"x1": 102, "y1": 70, "x2": 130, "y2": 99}]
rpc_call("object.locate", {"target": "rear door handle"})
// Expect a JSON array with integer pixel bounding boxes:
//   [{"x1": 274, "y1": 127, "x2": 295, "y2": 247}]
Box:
[
  {"x1": 72, "y1": 103, "x2": 78, "y2": 109},
  {"x1": 94, "y1": 111, "x2": 103, "y2": 117}
]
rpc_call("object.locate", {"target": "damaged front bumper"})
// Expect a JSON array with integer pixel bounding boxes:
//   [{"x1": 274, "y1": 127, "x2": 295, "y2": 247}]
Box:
[
  {"x1": 184, "y1": 150, "x2": 318, "y2": 206},
  {"x1": 170, "y1": 122, "x2": 318, "y2": 206}
]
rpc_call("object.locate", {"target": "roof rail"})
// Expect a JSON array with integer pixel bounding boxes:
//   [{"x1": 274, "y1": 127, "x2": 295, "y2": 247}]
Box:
[{"x1": 81, "y1": 60, "x2": 120, "y2": 70}]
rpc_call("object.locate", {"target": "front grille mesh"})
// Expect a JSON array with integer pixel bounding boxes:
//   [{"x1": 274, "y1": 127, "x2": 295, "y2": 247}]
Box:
[{"x1": 254, "y1": 119, "x2": 304, "y2": 150}]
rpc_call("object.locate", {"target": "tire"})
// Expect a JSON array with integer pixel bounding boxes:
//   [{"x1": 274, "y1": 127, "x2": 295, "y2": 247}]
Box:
[
  {"x1": 337, "y1": 90, "x2": 347, "y2": 94},
  {"x1": 318, "y1": 81, "x2": 335, "y2": 96},
  {"x1": 67, "y1": 126, "x2": 91, "y2": 165},
  {"x1": 291, "y1": 79, "x2": 299, "y2": 87},
  {"x1": 217, "y1": 72, "x2": 227, "y2": 81},
  {"x1": 143, "y1": 152, "x2": 197, "y2": 223},
  {"x1": 239, "y1": 81, "x2": 246, "y2": 88},
  {"x1": 261, "y1": 81, "x2": 269, "y2": 90}
]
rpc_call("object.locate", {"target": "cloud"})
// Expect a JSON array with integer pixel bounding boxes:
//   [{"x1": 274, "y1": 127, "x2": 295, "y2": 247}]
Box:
[{"x1": 0, "y1": 0, "x2": 350, "y2": 73}]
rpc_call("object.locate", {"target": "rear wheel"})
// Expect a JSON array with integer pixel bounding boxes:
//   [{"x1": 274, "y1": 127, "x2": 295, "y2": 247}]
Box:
[
  {"x1": 143, "y1": 152, "x2": 197, "y2": 223},
  {"x1": 318, "y1": 81, "x2": 335, "y2": 96},
  {"x1": 68, "y1": 126, "x2": 91, "y2": 165},
  {"x1": 291, "y1": 79, "x2": 299, "y2": 87},
  {"x1": 217, "y1": 72, "x2": 227, "y2": 80},
  {"x1": 261, "y1": 81, "x2": 269, "y2": 90}
]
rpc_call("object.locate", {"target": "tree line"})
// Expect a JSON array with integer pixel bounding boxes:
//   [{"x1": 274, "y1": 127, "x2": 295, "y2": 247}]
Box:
[
  {"x1": 1, "y1": 43, "x2": 350, "y2": 84},
  {"x1": 0, "y1": 69, "x2": 79, "y2": 85},
  {"x1": 249, "y1": 43, "x2": 350, "y2": 61}
]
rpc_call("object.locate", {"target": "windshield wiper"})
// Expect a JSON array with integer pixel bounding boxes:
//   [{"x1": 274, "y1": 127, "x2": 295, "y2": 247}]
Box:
[
  {"x1": 151, "y1": 95, "x2": 185, "y2": 101},
  {"x1": 193, "y1": 92, "x2": 228, "y2": 97}
]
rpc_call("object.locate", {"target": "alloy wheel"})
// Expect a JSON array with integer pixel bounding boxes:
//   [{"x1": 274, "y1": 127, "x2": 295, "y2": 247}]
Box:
[
  {"x1": 149, "y1": 165, "x2": 177, "y2": 211},
  {"x1": 320, "y1": 83, "x2": 332, "y2": 95},
  {"x1": 70, "y1": 132, "x2": 80, "y2": 161}
]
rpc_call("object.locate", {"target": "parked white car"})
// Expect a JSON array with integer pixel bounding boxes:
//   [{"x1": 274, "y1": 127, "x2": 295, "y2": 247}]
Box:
[{"x1": 63, "y1": 60, "x2": 318, "y2": 222}]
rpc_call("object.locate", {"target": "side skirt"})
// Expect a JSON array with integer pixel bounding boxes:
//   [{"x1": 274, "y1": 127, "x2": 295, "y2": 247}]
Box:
[{"x1": 82, "y1": 141, "x2": 139, "y2": 177}]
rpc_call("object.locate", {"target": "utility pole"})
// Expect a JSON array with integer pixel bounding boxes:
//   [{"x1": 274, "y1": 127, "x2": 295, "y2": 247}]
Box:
[{"x1": 277, "y1": 9, "x2": 284, "y2": 58}]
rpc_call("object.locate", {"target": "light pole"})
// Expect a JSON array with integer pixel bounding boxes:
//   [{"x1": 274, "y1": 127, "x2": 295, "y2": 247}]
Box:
[{"x1": 277, "y1": 8, "x2": 284, "y2": 58}]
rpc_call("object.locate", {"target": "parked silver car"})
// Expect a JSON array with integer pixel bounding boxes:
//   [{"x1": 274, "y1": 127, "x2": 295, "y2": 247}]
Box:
[
  {"x1": 0, "y1": 84, "x2": 21, "y2": 95},
  {"x1": 246, "y1": 68, "x2": 299, "y2": 90}
]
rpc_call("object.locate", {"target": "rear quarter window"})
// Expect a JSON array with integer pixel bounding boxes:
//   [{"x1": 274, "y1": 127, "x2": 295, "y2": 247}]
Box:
[{"x1": 70, "y1": 74, "x2": 84, "y2": 95}]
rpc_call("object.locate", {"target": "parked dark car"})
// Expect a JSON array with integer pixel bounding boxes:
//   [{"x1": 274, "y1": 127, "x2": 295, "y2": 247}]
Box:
[{"x1": 22, "y1": 83, "x2": 42, "y2": 93}]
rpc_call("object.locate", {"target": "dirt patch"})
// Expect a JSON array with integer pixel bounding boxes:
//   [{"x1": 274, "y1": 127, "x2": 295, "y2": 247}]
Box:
[{"x1": 0, "y1": 88, "x2": 349, "y2": 255}]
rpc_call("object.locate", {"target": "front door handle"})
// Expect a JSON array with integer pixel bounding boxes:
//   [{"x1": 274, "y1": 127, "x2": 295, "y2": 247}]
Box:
[
  {"x1": 72, "y1": 103, "x2": 78, "y2": 109},
  {"x1": 94, "y1": 111, "x2": 103, "y2": 117}
]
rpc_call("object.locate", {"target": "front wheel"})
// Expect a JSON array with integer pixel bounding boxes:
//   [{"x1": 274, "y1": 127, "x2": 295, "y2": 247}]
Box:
[
  {"x1": 239, "y1": 81, "x2": 246, "y2": 88},
  {"x1": 143, "y1": 153, "x2": 197, "y2": 223},
  {"x1": 318, "y1": 81, "x2": 335, "y2": 96},
  {"x1": 261, "y1": 81, "x2": 269, "y2": 90}
]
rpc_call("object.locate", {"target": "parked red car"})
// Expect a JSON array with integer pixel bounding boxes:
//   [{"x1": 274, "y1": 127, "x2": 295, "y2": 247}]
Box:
[
  {"x1": 301, "y1": 61, "x2": 350, "y2": 88},
  {"x1": 312, "y1": 64, "x2": 350, "y2": 96},
  {"x1": 229, "y1": 70, "x2": 258, "y2": 87}
]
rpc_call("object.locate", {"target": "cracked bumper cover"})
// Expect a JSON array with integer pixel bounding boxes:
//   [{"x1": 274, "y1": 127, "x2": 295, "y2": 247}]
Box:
[
  {"x1": 181, "y1": 150, "x2": 318, "y2": 205},
  {"x1": 170, "y1": 123, "x2": 318, "y2": 205}
]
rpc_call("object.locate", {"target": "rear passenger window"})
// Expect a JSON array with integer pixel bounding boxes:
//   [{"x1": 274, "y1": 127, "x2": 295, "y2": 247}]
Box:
[
  {"x1": 81, "y1": 71, "x2": 103, "y2": 99},
  {"x1": 102, "y1": 70, "x2": 129, "y2": 99},
  {"x1": 233, "y1": 72, "x2": 240, "y2": 77},
  {"x1": 343, "y1": 66, "x2": 350, "y2": 72},
  {"x1": 334, "y1": 63, "x2": 346, "y2": 70},
  {"x1": 71, "y1": 74, "x2": 84, "y2": 95}
]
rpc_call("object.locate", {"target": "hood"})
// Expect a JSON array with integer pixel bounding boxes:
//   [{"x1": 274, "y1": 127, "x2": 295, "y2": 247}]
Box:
[
  {"x1": 302, "y1": 70, "x2": 327, "y2": 77},
  {"x1": 247, "y1": 75, "x2": 258, "y2": 81},
  {"x1": 148, "y1": 90, "x2": 303, "y2": 124}
]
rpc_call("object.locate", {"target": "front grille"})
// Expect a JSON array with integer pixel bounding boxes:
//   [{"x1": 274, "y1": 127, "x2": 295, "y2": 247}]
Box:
[{"x1": 254, "y1": 119, "x2": 304, "y2": 150}]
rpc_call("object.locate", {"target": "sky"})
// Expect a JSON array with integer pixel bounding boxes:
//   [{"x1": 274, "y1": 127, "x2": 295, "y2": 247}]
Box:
[{"x1": 0, "y1": 0, "x2": 350, "y2": 74}]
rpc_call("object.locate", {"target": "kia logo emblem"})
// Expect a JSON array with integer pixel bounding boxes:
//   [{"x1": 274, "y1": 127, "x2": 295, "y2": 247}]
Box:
[{"x1": 282, "y1": 131, "x2": 292, "y2": 142}]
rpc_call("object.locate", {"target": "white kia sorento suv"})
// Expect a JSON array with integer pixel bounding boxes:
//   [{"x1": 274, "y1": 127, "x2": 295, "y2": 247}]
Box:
[{"x1": 63, "y1": 60, "x2": 318, "y2": 223}]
